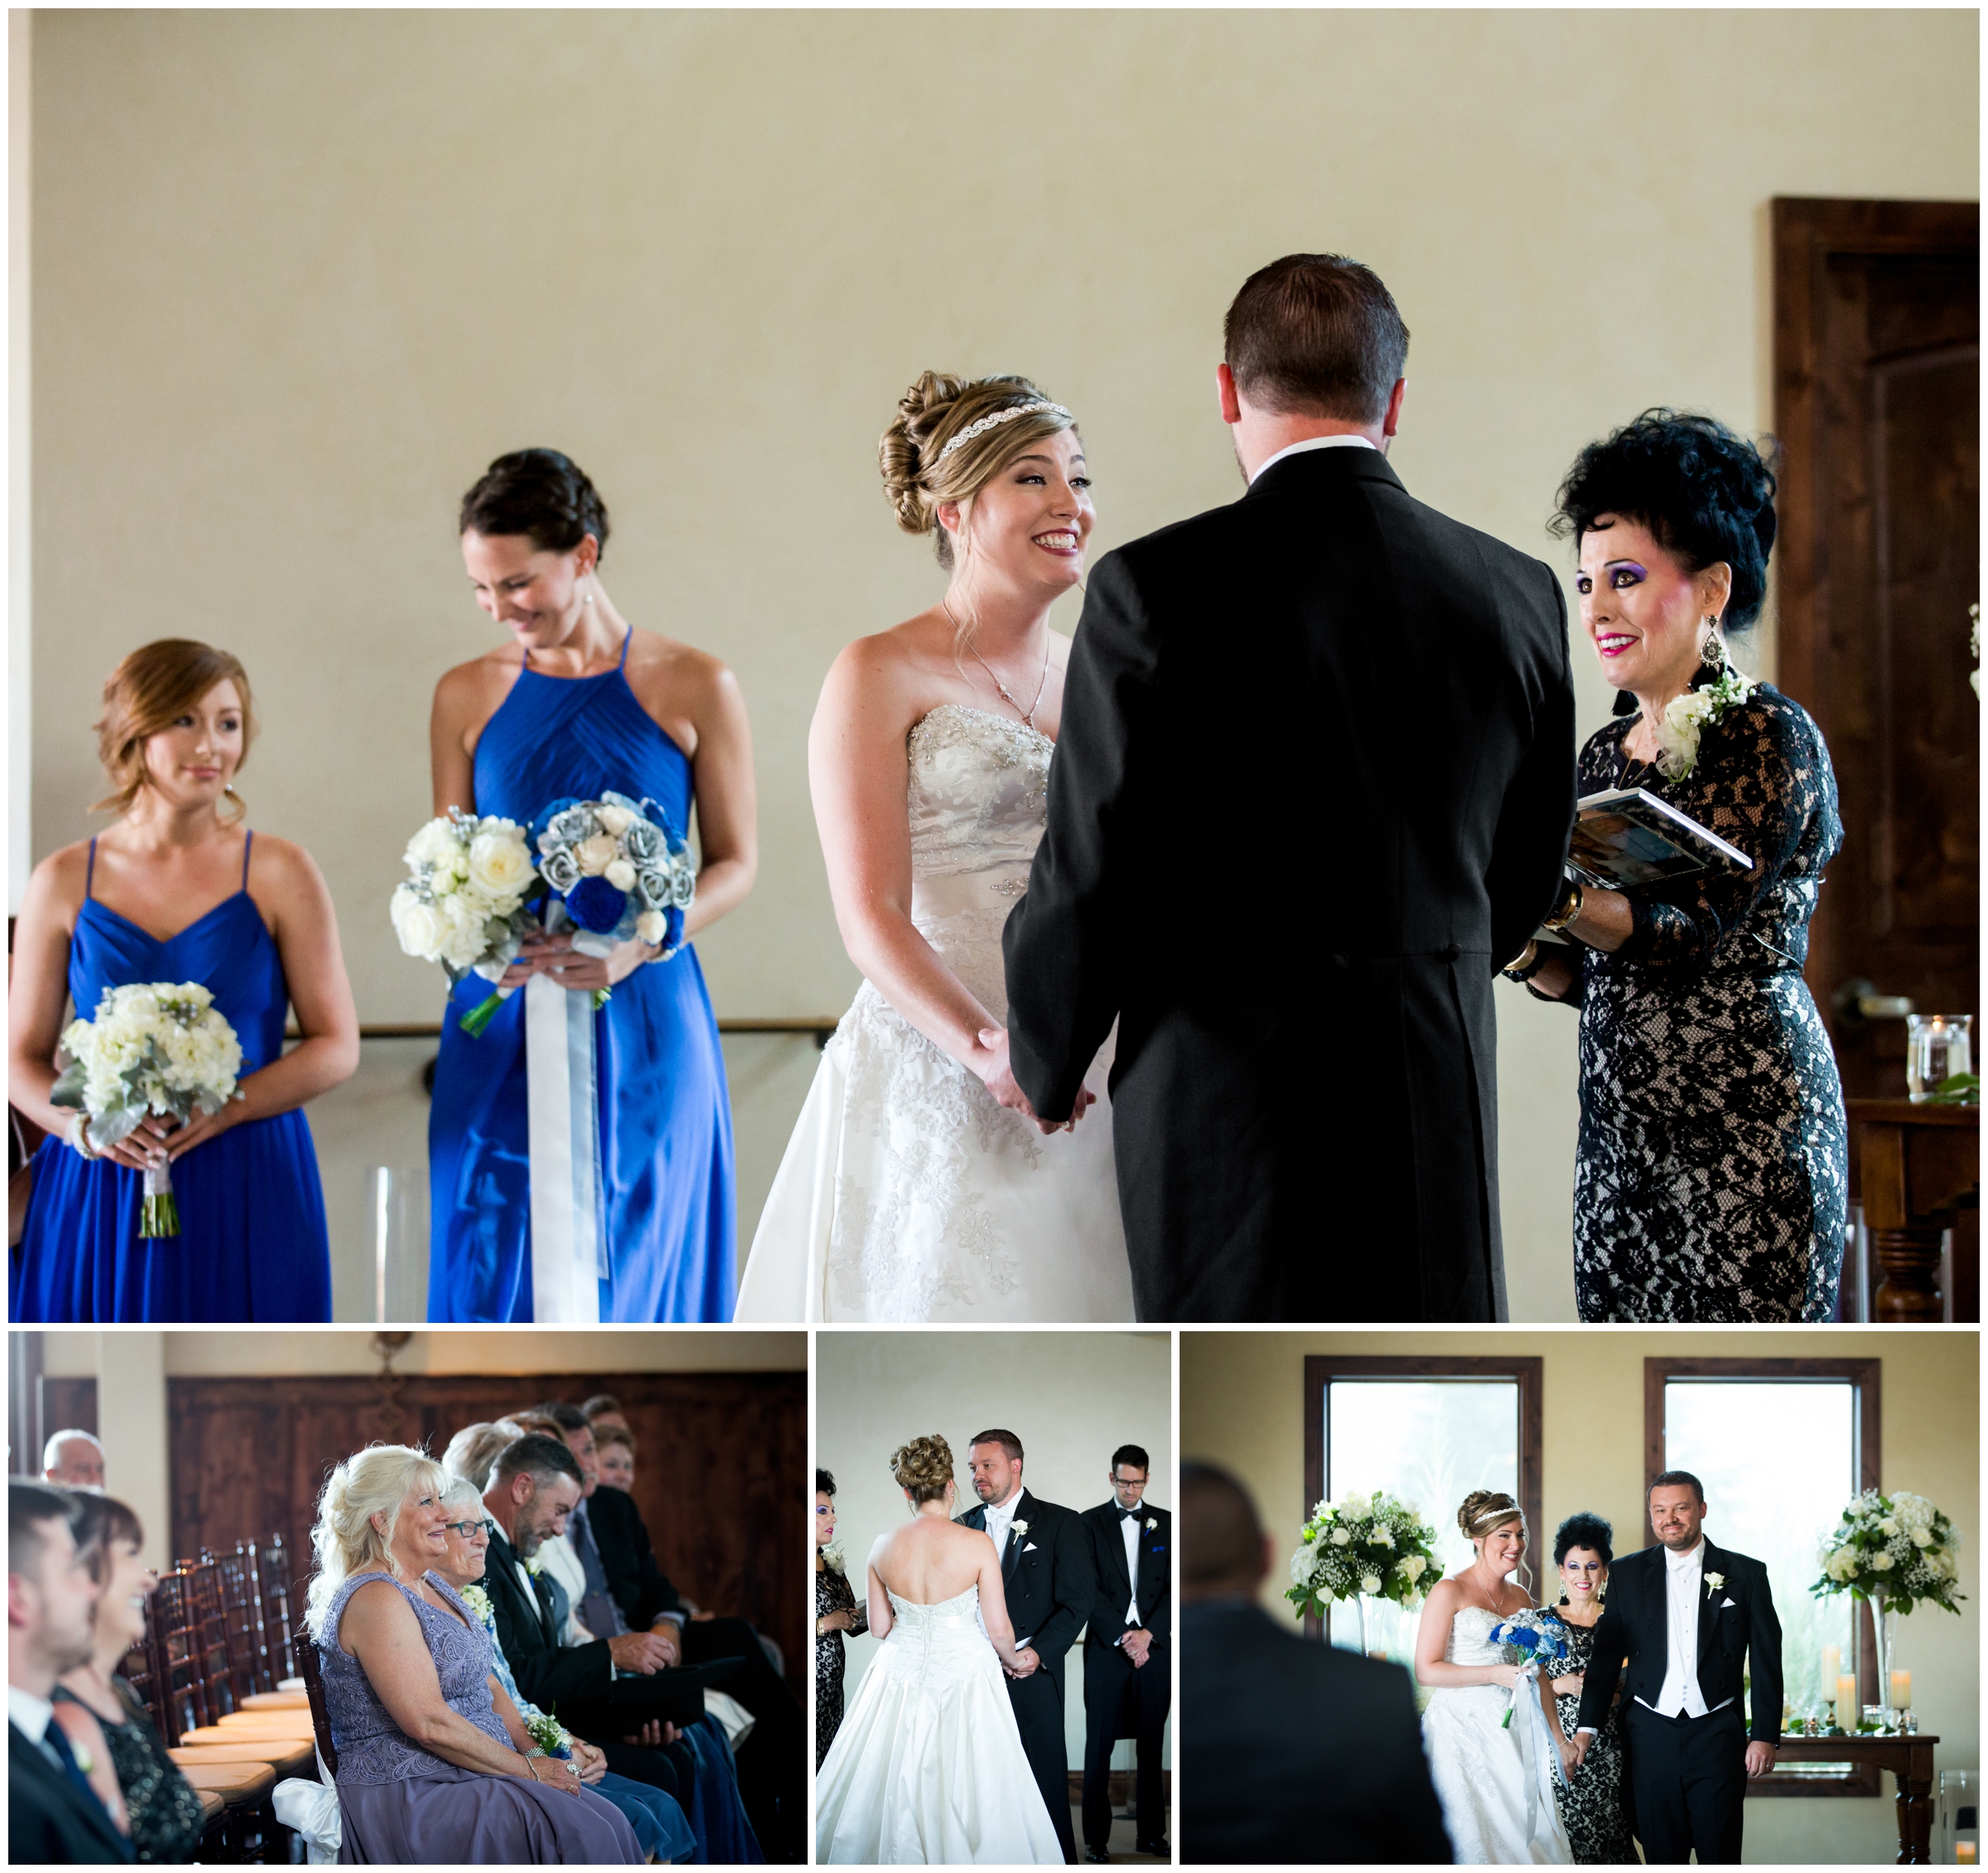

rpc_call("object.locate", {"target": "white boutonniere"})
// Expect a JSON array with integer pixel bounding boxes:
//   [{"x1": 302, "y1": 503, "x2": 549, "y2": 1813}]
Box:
[
  {"x1": 1705, "y1": 1571, "x2": 1725, "y2": 1601},
  {"x1": 1653, "y1": 665, "x2": 1755, "y2": 780},
  {"x1": 523, "y1": 1554, "x2": 543, "y2": 1578},
  {"x1": 1010, "y1": 1519, "x2": 1030, "y2": 1538},
  {"x1": 819, "y1": 1542, "x2": 846, "y2": 1575},
  {"x1": 1146, "y1": 1517, "x2": 1158, "y2": 1532},
  {"x1": 460, "y1": 1583, "x2": 493, "y2": 1624}
]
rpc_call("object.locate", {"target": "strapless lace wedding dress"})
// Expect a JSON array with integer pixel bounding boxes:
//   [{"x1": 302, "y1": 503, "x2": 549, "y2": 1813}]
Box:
[
  {"x1": 815, "y1": 1584, "x2": 1064, "y2": 1865},
  {"x1": 735, "y1": 705, "x2": 1132, "y2": 1321},
  {"x1": 1421, "y1": 1604, "x2": 1573, "y2": 1865}
]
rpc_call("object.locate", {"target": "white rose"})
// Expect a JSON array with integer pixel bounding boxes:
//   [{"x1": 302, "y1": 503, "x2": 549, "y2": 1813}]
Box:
[
  {"x1": 595, "y1": 803, "x2": 635, "y2": 837},
  {"x1": 635, "y1": 910, "x2": 667, "y2": 945},
  {"x1": 1329, "y1": 1528, "x2": 1351, "y2": 1547},
  {"x1": 1879, "y1": 1518, "x2": 1899, "y2": 1538},
  {"x1": 1373, "y1": 1527, "x2": 1393, "y2": 1547},
  {"x1": 1910, "y1": 1527, "x2": 1933, "y2": 1548},
  {"x1": 574, "y1": 833, "x2": 620, "y2": 876},
  {"x1": 466, "y1": 830, "x2": 534, "y2": 902},
  {"x1": 1359, "y1": 1574, "x2": 1382, "y2": 1595},
  {"x1": 403, "y1": 817, "x2": 460, "y2": 871},
  {"x1": 1290, "y1": 1551, "x2": 1315, "y2": 1587},
  {"x1": 1873, "y1": 1552, "x2": 1894, "y2": 1571},
  {"x1": 439, "y1": 895, "x2": 491, "y2": 970},
  {"x1": 391, "y1": 886, "x2": 451, "y2": 960},
  {"x1": 605, "y1": 858, "x2": 636, "y2": 891},
  {"x1": 1401, "y1": 1555, "x2": 1427, "y2": 1580}
]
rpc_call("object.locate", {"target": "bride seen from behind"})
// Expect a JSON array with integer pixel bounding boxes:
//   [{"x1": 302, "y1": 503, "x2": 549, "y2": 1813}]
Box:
[
  {"x1": 1416, "y1": 1491, "x2": 1575, "y2": 1866},
  {"x1": 734, "y1": 374, "x2": 1132, "y2": 1323},
  {"x1": 816, "y1": 1434, "x2": 1064, "y2": 1865}
]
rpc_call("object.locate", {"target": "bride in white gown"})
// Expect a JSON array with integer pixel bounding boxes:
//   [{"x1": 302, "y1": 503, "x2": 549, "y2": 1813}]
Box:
[
  {"x1": 817, "y1": 1434, "x2": 1064, "y2": 1865},
  {"x1": 735, "y1": 372, "x2": 1132, "y2": 1322},
  {"x1": 1416, "y1": 1491, "x2": 1577, "y2": 1865}
]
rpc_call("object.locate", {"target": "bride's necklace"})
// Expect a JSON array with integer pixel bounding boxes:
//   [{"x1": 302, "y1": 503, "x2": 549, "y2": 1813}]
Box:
[{"x1": 943, "y1": 597, "x2": 1051, "y2": 730}]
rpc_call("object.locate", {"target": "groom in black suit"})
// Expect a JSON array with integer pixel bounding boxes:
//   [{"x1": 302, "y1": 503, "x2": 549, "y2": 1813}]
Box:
[
  {"x1": 1077, "y1": 1445, "x2": 1171, "y2": 1862},
  {"x1": 954, "y1": 1429, "x2": 1095, "y2": 1866},
  {"x1": 1001, "y1": 252, "x2": 1575, "y2": 1323},
  {"x1": 1573, "y1": 1471, "x2": 1783, "y2": 1865}
]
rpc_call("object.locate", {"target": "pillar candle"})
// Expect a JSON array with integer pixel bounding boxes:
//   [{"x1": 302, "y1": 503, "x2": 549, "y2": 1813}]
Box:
[
  {"x1": 1836, "y1": 1673, "x2": 1858, "y2": 1731},
  {"x1": 1956, "y1": 1846, "x2": 1975, "y2": 1865},
  {"x1": 1822, "y1": 1644, "x2": 1841, "y2": 1689},
  {"x1": 1890, "y1": 1669, "x2": 1911, "y2": 1709}
]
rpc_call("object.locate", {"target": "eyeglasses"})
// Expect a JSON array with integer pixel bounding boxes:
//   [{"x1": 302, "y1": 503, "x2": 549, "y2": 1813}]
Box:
[{"x1": 442, "y1": 1519, "x2": 491, "y2": 1539}]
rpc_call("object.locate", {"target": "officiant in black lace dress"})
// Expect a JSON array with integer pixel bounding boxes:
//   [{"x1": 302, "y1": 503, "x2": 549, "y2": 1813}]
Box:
[
  {"x1": 814, "y1": 1470, "x2": 867, "y2": 1768},
  {"x1": 1516, "y1": 411, "x2": 1846, "y2": 1323},
  {"x1": 1546, "y1": 1514, "x2": 1635, "y2": 1865}
]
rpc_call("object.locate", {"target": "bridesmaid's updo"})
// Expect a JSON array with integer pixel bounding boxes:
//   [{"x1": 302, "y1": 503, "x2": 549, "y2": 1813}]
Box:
[
  {"x1": 1457, "y1": 1489, "x2": 1524, "y2": 1542},
  {"x1": 459, "y1": 448, "x2": 611, "y2": 561},
  {"x1": 881, "y1": 373, "x2": 1076, "y2": 572},
  {"x1": 94, "y1": 639, "x2": 256, "y2": 819},
  {"x1": 1550, "y1": 408, "x2": 1778, "y2": 635},
  {"x1": 890, "y1": 1434, "x2": 954, "y2": 1504}
]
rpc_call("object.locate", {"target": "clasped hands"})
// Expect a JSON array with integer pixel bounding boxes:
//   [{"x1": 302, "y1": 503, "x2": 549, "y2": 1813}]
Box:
[
  {"x1": 1120, "y1": 1629, "x2": 1154, "y2": 1669},
  {"x1": 607, "y1": 1621, "x2": 683, "y2": 1673},
  {"x1": 975, "y1": 1027, "x2": 1094, "y2": 1136},
  {"x1": 497, "y1": 927, "x2": 658, "y2": 994},
  {"x1": 1002, "y1": 1644, "x2": 1041, "y2": 1681}
]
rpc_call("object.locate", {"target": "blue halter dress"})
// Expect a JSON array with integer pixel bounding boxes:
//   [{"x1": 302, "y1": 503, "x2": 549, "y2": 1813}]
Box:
[
  {"x1": 11, "y1": 833, "x2": 335, "y2": 1322},
  {"x1": 426, "y1": 630, "x2": 736, "y2": 1322}
]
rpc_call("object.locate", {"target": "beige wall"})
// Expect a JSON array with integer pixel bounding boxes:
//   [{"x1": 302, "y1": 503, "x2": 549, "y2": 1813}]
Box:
[
  {"x1": 1180, "y1": 1329, "x2": 1981, "y2": 1865},
  {"x1": 817, "y1": 1330, "x2": 1174, "y2": 1769},
  {"x1": 24, "y1": 12, "x2": 1979, "y2": 1306}
]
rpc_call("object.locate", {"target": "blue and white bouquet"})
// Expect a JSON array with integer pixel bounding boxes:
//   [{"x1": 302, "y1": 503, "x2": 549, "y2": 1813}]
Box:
[
  {"x1": 530, "y1": 791, "x2": 696, "y2": 966},
  {"x1": 389, "y1": 809, "x2": 540, "y2": 1035},
  {"x1": 1488, "y1": 1607, "x2": 1571, "y2": 1732}
]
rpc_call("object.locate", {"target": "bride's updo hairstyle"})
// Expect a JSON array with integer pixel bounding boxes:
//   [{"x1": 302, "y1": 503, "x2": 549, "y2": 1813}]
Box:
[
  {"x1": 1457, "y1": 1489, "x2": 1524, "y2": 1544},
  {"x1": 304, "y1": 1443, "x2": 448, "y2": 1639},
  {"x1": 459, "y1": 448, "x2": 611, "y2": 561},
  {"x1": 94, "y1": 639, "x2": 257, "y2": 820},
  {"x1": 881, "y1": 373, "x2": 1077, "y2": 572},
  {"x1": 890, "y1": 1433, "x2": 954, "y2": 1504}
]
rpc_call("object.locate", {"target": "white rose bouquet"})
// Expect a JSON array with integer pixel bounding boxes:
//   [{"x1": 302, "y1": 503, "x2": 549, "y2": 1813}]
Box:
[
  {"x1": 1812, "y1": 1489, "x2": 1965, "y2": 1618},
  {"x1": 388, "y1": 809, "x2": 539, "y2": 1037},
  {"x1": 529, "y1": 792, "x2": 697, "y2": 988},
  {"x1": 1286, "y1": 1490, "x2": 1440, "y2": 1623},
  {"x1": 49, "y1": 981, "x2": 244, "y2": 1237}
]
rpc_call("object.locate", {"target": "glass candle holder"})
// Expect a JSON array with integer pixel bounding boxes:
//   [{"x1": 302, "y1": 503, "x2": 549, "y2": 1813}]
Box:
[{"x1": 1907, "y1": 1014, "x2": 1973, "y2": 1102}]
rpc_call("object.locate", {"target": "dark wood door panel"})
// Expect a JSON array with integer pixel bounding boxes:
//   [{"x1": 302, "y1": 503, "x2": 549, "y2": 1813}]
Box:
[{"x1": 167, "y1": 1369, "x2": 805, "y2": 1690}]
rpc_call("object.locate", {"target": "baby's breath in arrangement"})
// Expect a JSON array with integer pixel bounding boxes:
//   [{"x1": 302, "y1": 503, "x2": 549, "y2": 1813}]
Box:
[
  {"x1": 1286, "y1": 1491, "x2": 1440, "y2": 1622},
  {"x1": 1812, "y1": 1489, "x2": 1964, "y2": 1617}
]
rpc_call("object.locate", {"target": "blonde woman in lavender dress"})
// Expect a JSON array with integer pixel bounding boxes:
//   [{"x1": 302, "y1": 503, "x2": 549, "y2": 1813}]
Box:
[{"x1": 735, "y1": 374, "x2": 1132, "y2": 1323}]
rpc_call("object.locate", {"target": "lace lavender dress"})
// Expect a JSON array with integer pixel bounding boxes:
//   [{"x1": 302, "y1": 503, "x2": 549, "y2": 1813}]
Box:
[
  {"x1": 317, "y1": 1570, "x2": 640, "y2": 1865},
  {"x1": 1553, "y1": 676, "x2": 1848, "y2": 1322},
  {"x1": 736, "y1": 705, "x2": 1132, "y2": 1322}
]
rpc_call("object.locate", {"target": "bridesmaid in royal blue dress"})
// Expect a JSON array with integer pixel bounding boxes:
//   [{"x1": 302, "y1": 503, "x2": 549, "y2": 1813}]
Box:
[
  {"x1": 427, "y1": 450, "x2": 757, "y2": 1322},
  {"x1": 9, "y1": 640, "x2": 358, "y2": 1320}
]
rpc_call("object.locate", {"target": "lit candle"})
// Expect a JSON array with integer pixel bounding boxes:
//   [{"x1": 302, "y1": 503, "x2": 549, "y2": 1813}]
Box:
[
  {"x1": 1836, "y1": 1674, "x2": 1858, "y2": 1732},
  {"x1": 1890, "y1": 1669, "x2": 1911, "y2": 1710},
  {"x1": 1957, "y1": 1846, "x2": 1975, "y2": 1865},
  {"x1": 1822, "y1": 1644, "x2": 1841, "y2": 1689}
]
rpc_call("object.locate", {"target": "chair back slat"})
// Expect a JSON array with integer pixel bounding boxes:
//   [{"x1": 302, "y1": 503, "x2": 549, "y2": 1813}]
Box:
[
  {"x1": 263, "y1": 1533, "x2": 298, "y2": 1683},
  {"x1": 296, "y1": 1629, "x2": 338, "y2": 1778},
  {"x1": 149, "y1": 1570, "x2": 209, "y2": 1739},
  {"x1": 176, "y1": 1556, "x2": 239, "y2": 1722},
  {"x1": 234, "y1": 1538, "x2": 275, "y2": 1694},
  {"x1": 215, "y1": 1550, "x2": 263, "y2": 1702}
]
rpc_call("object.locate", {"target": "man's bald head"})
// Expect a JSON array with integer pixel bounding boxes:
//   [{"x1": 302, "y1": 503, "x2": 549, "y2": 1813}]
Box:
[{"x1": 1183, "y1": 1462, "x2": 1272, "y2": 1601}]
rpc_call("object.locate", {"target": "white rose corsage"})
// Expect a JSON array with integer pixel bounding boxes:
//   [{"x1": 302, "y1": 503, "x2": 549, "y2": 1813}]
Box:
[
  {"x1": 1010, "y1": 1519, "x2": 1030, "y2": 1538},
  {"x1": 1705, "y1": 1571, "x2": 1725, "y2": 1601},
  {"x1": 819, "y1": 1541, "x2": 847, "y2": 1575},
  {"x1": 1146, "y1": 1517, "x2": 1158, "y2": 1532},
  {"x1": 459, "y1": 1583, "x2": 493, "y2": 1624},
  {"x1": 1652, "y1": 664, "x2": 1755, "y2": 781}
]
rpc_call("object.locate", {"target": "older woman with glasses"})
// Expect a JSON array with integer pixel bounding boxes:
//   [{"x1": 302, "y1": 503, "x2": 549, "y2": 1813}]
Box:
[{"x1": 431, "y1": 1480, "x2": 694, "y2": 1862}]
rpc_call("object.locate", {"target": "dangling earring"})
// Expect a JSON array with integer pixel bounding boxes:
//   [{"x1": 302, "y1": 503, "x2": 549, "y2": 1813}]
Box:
[{"x1": 1701, "y1": 619, "x2": 1726, "y2": 671}]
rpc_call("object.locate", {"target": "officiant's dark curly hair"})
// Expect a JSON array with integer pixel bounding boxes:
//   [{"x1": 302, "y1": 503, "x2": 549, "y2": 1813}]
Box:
[
  {"x1": 890, "y1": 1435, "x2": 953, "y2": 1504},
  {"x1": 1550, "y1": 410, "x2": 1778, "y2": 636},
  {"x1": 1553, "y1": 1512, "x2": 1614, "y2": 1566}
]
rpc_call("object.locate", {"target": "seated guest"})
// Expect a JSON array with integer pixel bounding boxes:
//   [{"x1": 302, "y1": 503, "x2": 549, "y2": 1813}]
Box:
[
  {"x1": 596, "y1": 1422, "x2": 638, "y2": 1494},
  {"x1": 43, "y1": 1431, "x2": 106, "y2": 1493},
  {"x1": 504, "y1": 1412, "x2": 591, "y2": 1643},
  {"x1": 441, "y1": 1420, "x2": 522, "y2": 1494},
  {"x1": 8, "y1": 1480, "x2": 133, "y2": 1863},
  {"x1": 538, "y1": 1401, "x2": 803, "y2": 1859},
  {"x1": 1180, "y1": 1463, "x2": 1450, "y2": 1866},
  {"x1": 431, "y1": 1477, "x2": 693, "y2": 1864},
  {"x1": 581, "y1": 1393, "x2": 631, "y2": 1435},
  {"x1": 53, "y1": 1494, "x2": 203, "y2": 1863},
  {"x1": 303, "y1": 1442, "x2": 641, "y2": 1863}
]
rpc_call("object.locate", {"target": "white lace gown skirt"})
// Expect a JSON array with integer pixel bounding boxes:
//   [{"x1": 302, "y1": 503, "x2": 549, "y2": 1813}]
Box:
[
  {"x1": 816, "y1": 1591, "x2": 1064, "y2": 1866},
  {"x1": 1422, "y1": 1682, "x2": 1572, "y2": 1866}
]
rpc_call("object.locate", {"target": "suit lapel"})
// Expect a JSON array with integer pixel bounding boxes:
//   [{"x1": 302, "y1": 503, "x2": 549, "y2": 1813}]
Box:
[
  {"x1": 1647, "y1": 1544, "x2": 1670, "y2": 1674},
  {"x1": 1098, "y1": 1506, "x2": 1132, "y2": 1605},
  {"x1": 1002, "y1": 1490, "x2": 1032, "y2": 1586},
  {"x1": 1696, "y1": 1542, "x2": 1723, "y2": 1671}
]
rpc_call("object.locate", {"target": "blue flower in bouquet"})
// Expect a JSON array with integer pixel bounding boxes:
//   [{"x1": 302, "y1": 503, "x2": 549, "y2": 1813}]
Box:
[
  {"x1": 567, "y1": 874, "x2": 630, "y2": 934},
  {"x1": 1487, "y1": 1609, "x2": 1571, "y2": 1728}
]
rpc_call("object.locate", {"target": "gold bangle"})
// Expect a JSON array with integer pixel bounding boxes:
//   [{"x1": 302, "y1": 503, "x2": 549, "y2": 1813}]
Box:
[{"x1": 1542, "y1": 877, "x2": 1585, "y2": 932}]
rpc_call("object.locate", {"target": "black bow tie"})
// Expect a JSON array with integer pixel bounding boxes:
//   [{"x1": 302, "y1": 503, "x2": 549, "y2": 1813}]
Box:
[{"x1": 1121, "y1": 1507, "x2": 1143, "y2": 1521}]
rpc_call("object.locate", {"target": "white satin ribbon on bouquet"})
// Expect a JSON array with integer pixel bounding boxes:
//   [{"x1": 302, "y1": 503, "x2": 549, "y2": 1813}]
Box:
[
  {"x1": 1509, "y1": 1662, "x2": 1568, "y2": 1828},
  {"x1": 524, "y1": 919, "x2": 610, "y2": 1322}
]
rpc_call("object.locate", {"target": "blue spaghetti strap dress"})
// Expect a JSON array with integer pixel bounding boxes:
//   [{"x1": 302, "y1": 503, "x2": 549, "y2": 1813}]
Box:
[
  {"x1": 11, "y1": 833, "x2": 335, "y2": 1322},
  {"x1": 426, "y1": 630, "x2": 736, "y2": 1322}
]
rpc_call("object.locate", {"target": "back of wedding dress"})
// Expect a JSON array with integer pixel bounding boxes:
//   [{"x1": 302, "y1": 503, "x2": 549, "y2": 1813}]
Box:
[{"x1": 816, "y1": 1576, "x2": 1064, "y2": 1865}]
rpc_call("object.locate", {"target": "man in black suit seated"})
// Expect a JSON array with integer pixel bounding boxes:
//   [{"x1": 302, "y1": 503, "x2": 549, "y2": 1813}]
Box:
[
  {"x1": 1180, "y1": 1463, "x2": 1450, "y2": 1866},
  {"x1": 9, "y1": 1480, "x2": 133, "y2": 1864},
  {"x1": 476, "y1": 1434, "x2": 697, "y2": 1813},
  {"x1": 1078, "y1": 1444, "x2": 1172, "y2": 1863},
  {"x1": 538, "y1": 1402, "x2": 805, "y2": 1864}
]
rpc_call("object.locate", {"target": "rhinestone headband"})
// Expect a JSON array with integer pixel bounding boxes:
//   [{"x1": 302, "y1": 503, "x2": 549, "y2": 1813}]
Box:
[{"x1": 934, "y1": 401, "x2": 1071, "y2": 466}]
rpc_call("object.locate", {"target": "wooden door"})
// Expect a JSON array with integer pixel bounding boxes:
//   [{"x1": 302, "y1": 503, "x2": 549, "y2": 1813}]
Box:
[{"x1": 1774, "y1": 198, "x2": 1979, "y2": 1098}]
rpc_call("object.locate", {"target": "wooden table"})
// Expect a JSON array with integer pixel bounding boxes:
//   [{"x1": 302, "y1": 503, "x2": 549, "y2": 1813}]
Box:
[
  {"x1": 1773, "y1": 1733, "x2": 1939, "y2": 1862},
  {"x1": 1846, "y1": 1100, "x2": 1980, "y2": 1320}
]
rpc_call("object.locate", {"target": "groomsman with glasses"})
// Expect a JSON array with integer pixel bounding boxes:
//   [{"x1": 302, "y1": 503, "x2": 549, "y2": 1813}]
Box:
[{"x1": 1078, "y1": 1446, "x2": 1171, "y2": 1863}]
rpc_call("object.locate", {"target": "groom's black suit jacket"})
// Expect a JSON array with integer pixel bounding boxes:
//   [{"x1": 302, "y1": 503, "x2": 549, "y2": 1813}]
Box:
[
  {"x1": 1003, "y1": 444, "x2": 1575, "y2": 1322},
  {"x1": 1574, "y1": 1539, "x2": 1783, "y2": 1747},
  {"x1": 953, "y1": 1487, "x2": 1095, "y2": 1697}
]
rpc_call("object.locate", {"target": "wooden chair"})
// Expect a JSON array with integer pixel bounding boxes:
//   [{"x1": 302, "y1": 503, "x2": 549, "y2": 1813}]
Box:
[
  {"x1": 158, "y1": 1560, "x2": 311, "y2": 1776},
  {"x1": 149, "y1": 1568, "x2": 210, "y2": 1739},
  {"x1": 180, "y1": 1556, "x2": 239, "y2": 1722},
  {"x1": 296, "y1": 1629, "x2": 339, "y2": 1778},
  {"x1": 261, "y1": 1533, "x2": 299, "y2": 1686},
  {"x1": 214, "y1": 1547, "x2": 265, "y2": 1705}
]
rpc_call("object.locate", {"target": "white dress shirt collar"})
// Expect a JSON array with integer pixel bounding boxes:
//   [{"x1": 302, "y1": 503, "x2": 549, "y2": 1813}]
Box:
[
  {"x1": 9, "y1": 1682, "x2": 55, "y2": 1747},
  {"x1": 1249, "y1": 432, "x2": 1378, "y2": 484},
  {"x1": 1666, "y1": 1539, "x2": 1706, "y2": 1572}
]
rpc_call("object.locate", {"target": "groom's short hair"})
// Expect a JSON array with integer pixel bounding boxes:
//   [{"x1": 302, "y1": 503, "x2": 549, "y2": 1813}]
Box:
[
  {"x1": 1223, "y1": 253, "x2": 1409, "y2": 427},
  {"x1": 968, "y1": 1429, "x2": 1023, "y2": 1465},
  {"x1": 1649, "y1": 1469, "x2": 1706, "y2": 1504}
]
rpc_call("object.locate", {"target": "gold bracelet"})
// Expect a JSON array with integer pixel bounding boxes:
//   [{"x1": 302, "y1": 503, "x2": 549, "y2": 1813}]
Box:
[{"x1": 1541, "y1": 876, "x2": 1585, "y2": 932}]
